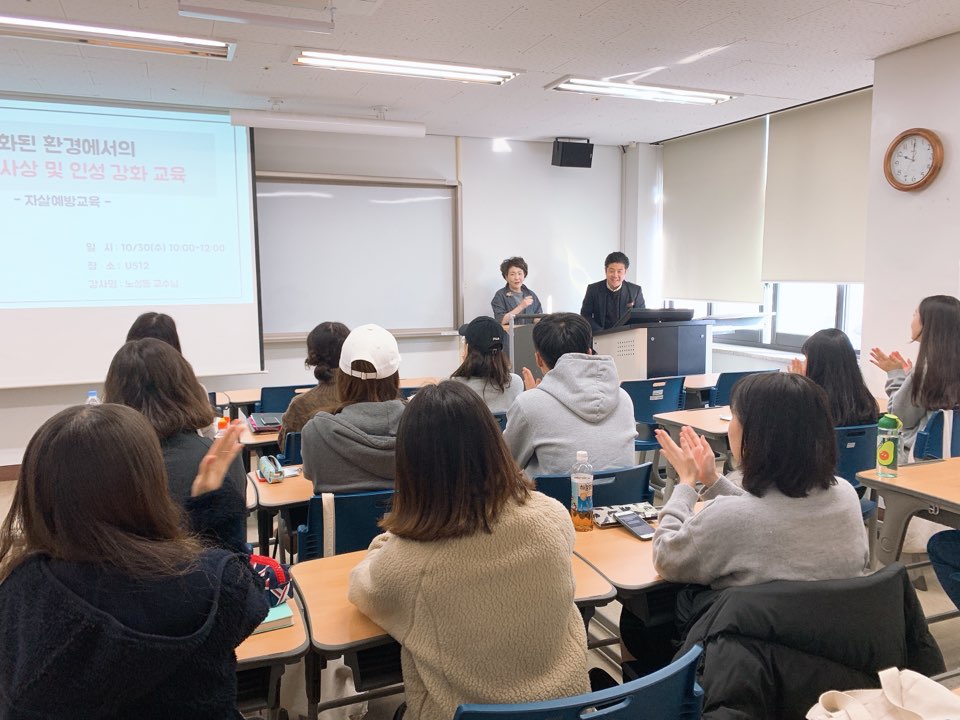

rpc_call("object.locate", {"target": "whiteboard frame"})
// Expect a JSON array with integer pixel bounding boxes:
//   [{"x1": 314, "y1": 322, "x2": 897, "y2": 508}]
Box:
[{"x1": 255, "y1": 172, "x2": 463, "y2": 342}]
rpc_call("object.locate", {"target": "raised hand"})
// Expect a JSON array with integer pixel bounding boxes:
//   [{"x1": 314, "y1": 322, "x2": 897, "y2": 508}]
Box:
[
  {"x1": 788, "y1": 357, "x2": 807, "y2": 375},
  {"x1": 870, "y1": 347, "x2": 908, "y2": 373},
  {"x1": 191, "y1": 421, "x2": 244, "y2": 497},
  {"x1": 521, "y1": 367, "x2": 541, "y2": 390},
  {"x1": 655, "y1": 426, "x2": 719, "y2": 489}
]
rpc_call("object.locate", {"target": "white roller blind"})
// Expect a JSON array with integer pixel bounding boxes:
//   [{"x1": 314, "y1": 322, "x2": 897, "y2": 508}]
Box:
[
  {"x1": 662, "y1": 118, "x2": 766, "y2": 303},
  {"x1": 762, "y1": 90, "x2": 872, "y2": 282}
]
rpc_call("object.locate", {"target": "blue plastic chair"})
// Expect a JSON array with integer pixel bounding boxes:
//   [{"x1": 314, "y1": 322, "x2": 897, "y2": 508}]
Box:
[
  {"x1": 834, "y1": 424, "x2": 879, "y2": 522},
  {"x1": 493, "y1": 411, "x2": 508, "y2": 431},
  {"x1": 621, "y1": 377, "x2": 686, "y2": 453},
  {"x1": 708, "y1": 369, "x2": 778, "y2": 407},
  {"x1": 400, "y1": 386, "x2": 418, "y2": 399},
  {"x1": 453, "y1": 645, "x2": 703, "y2": 720},
  {"x1": 255, "y1": 385, "x2": 312, "y2": 414},
  {"x1": 913, "y1": 410, "x2": 960, "y2": 460},
  {"x1": 276, "y1": 431, "x2": 302, "y2": 466},
  {"x1": 534, "y1": 464, "x2": 654, "y2": 507},
  {"x1": 297, "y1": 490, "x2": 394, "y2": 561}
]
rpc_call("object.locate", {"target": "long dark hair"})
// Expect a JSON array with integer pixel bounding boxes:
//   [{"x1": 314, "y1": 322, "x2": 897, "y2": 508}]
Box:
[
  {"x1": 731, "y1": 373, "x2": 837, "y2": 499},
  {"x1": 802, "y1": 329, "x2": 878, "y2": 426},
  {"x1": 0, "y1": 405, "x2": 200, "y2": 582},
  {"x1": 104, "y1": 339, "x2": 214, "y2": 438},
  {"x1": 306, "y1": 322, "x2": 350, "y2": 383},
  {"x1": 384, "y1": 381, "x2": 531, "y2": 541},
  {"x1": 912, "y1": 295, "x2": 960, "y2": 410},
  {"x1": 451, "y1": 345, "x2": 513, "y2": 392}
]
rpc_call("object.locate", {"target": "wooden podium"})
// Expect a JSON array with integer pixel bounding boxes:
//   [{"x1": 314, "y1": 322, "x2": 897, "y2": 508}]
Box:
[{"x1": 593, "y1": 320, "x2": 713, "y2": 381}]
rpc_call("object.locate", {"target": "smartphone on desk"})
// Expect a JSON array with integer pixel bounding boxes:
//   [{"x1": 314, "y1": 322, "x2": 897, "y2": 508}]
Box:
[{"x1": 614, "y1": 510, "x2": 655, "y2": 540}]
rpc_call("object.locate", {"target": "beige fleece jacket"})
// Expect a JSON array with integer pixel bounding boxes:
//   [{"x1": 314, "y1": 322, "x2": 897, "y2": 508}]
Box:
[{"x1": 348, "y1": 491, "x2": 589, "y2": 720}]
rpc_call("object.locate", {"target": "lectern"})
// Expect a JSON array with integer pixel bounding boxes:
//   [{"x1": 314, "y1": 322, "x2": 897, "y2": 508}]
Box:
[{"x1": 593, "y1": 310, "x2": 713, "y2": 381}]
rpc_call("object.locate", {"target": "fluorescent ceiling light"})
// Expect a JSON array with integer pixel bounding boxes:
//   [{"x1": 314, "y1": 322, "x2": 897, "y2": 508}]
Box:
[
  {"x1": 0, "y1": 13, "x2": 234, "y2": 59},
  {"x1": 547, "y1": 76, "x2": 736, "y2": 106},
  {"x1": 230, "y1": 109, "x2": 426, "y2": 138},
  {"x1": 295, "y1": 50, "x2": 517, "y2": 85},
  {"x1": 178, "y1": 2, "x2": 334, "y2": 34}
]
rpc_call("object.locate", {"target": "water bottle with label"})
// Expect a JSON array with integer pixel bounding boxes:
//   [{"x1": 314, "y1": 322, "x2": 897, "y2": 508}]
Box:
[
  {"x1": 877, "y1": 413, "x2": 903, "y2": 478},
  {"x1": 571, "y1": 451, "x2": 594, "y2": 532},
  {"x1": 85, "y1": 390, "x2": 101, "y2": 406}
]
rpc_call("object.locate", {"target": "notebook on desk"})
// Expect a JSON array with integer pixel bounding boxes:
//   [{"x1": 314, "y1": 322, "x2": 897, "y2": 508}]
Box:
[{"x1": 249, "y1": 413, "x2": 282, "y2": 433}]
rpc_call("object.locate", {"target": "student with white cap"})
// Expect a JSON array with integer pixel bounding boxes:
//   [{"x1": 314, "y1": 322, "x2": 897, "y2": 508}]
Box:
[{"x1": 301, "y1": 324, "x2": 405, "y2": 493}]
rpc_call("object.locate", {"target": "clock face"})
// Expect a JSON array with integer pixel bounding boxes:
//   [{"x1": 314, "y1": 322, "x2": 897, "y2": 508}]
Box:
[{"x1": 889, "y1": 134, "x2": 935, "y2": 186}]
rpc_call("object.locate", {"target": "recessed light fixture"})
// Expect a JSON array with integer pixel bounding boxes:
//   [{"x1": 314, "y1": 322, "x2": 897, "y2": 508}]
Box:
[
  {"x1": 295, "y1": 50, "x2": 517, "y2": 85},
  {"x1": 0, "y1": 13, "x2": 234, "y2": 59},
  {"x1": 547, "y1": 76, "x2": 736, "y2": 106},
  {"x1": 492, "y1": 138, "x2": 512, "y2": 153}
]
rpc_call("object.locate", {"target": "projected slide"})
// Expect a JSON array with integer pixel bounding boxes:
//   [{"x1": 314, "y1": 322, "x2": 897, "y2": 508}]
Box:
[
  {"x1": 0, "y1": 98, "x2": 262, "y2": 388},
  {"x1": 0, "y1": 99, "x2": 255, "y2": 307}
]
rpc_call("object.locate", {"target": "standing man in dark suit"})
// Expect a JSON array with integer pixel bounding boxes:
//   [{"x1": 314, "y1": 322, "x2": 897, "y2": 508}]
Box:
[{"x1": 579, "y1": 252, "x2": 645, "y2": 331}]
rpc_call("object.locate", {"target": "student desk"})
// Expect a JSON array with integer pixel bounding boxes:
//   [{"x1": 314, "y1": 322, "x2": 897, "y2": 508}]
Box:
[
  {"x1": 291, "y1": 551, "x2": 616, "y2": 720},
  {"x1": 236, "y1": 599, "x2": 310, "y2": 720},
  {"x1": 857, "y1": 459, "x2": 960, "y2": 566},
  {"x1": 241, "y1": 422, "x2": 280, "y2": 472},
  {"x1": 248, "y1": 467, "x2": 313, "y2": 556},
  {"x1": 652, "y1": 406, "x2": 732, "y2": 500},
  {"x1": 574, "y1": 525, "x2": 678, "y2": 629},
  {"x1": 682, "y1": 373, "x2": 719, "y2": 408}
]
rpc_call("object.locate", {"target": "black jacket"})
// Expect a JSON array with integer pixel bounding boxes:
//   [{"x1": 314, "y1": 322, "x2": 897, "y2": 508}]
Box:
[
  {"x1": 0, "y1": 549, "x2": 268, "y2": 719},
  {"x1": 677, "y1": 563, "x2": 944, "y2": 720},
  {"x1": 579, "y1": 280, "x2": 645, "y2": 331}
]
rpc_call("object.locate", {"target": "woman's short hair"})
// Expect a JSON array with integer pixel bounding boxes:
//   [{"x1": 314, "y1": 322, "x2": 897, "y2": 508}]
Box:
[
  {"x1": 104, "y1": 338, "x2": 214, "y2": 438},
  {"x1": 383, "y1": 381, "x2": 532, "y2": 541},
  {"x1": 0, "y1": 404, "x2": 199, "y2": 582},
  {"x1": 730, "y1": 372, "x2": 838, "y2": 498},
  {"x1": 126, "y1": 312, "x2": 182, "y2": 354},
  {"x1": 306, "y1": 321, "x2": 350, "y2": 383},
  {"x1": 802, "y1": 328, "x2": 878, "y2": 427},
  {"x1": 913, "y1": 295, "x2": 960, "y2": 410},
  {"x1": 499, "y1": 256, "x2": 529, "y2": 279}
]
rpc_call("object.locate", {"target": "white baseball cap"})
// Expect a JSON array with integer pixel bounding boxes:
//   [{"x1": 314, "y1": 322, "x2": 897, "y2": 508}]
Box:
[{"x1": 339, "y1": 324, "x2": 401, "y2": 380}]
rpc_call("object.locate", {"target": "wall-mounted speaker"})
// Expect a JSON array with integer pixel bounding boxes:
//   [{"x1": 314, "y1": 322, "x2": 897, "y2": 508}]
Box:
[{"x1": 552, "y1": 138, "x2": 593, "y2": 168}]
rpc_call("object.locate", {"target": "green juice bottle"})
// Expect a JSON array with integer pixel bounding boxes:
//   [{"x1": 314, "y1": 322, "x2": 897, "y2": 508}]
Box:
[{"x1": 877, "y1": 413, "x2": 903, "y2": 478}]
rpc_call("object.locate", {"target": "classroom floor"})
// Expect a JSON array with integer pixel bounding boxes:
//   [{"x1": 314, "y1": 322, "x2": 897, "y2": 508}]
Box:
[{"x1": 1, "y1": 483, "x2": 958, "y2": 718}]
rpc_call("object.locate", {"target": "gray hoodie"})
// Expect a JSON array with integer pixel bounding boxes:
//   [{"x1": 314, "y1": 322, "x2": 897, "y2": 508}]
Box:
[
  {"x1": 302, "y1": 399, "x2": 405, "y2": 493},
  {"x1": 504, "y1": 353, "x2": 637, "y2": 478}
]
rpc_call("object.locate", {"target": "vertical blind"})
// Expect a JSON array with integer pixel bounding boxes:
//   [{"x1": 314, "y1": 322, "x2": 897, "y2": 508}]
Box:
[
  {"x1": 761, "y1": 90, "x2": 872, "y2": 283},
  {"x1": 661, "y1": 118, "x2": 767, "y2": 303}
]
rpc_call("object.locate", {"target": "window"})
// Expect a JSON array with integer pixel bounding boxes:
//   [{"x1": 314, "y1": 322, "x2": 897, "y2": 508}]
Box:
[{"x1": 668, "y1": 282, "x2": 863, "y2": 353}]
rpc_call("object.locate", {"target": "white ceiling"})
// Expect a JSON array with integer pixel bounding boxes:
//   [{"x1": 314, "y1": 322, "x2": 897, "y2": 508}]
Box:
[{"x1": 1, "y1": 0, "x2": 959, "y2": 145}]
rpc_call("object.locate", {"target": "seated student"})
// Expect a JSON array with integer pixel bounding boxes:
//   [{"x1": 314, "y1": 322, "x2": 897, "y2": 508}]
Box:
[
  {"x1": 450, "y1": 315, "x2": 522, "y2": 413},
  {"x1": 619, "y1": 373, "x2": 869, "y2": 672},
  {"x1": 789, "y1": 328, "x2": 879, "y2": 426},
  {"x1": 278, "y1": 321, "x2": 350, "y2": 449},
  {"x1": 104, "y1": 338, "x2": 247, "y2": 552},
  {"x1": 871, "y1": 294, "x2": 960, "y2": 454},
  {"x1": 348, "y1": 382, "x2": 589, "y2": 720},
  {"x1": 127, "y1": 310, "x2": 217, "y2": 438},
  {"x1": 503, "y1": 312, "x2": 636, "y2": 477},
  {"x1": 302, "y1": 324, "x2": 405, "y2": 493},
  {"x1": 0, "y1": 406, "x2": 267, "y2": 717}
]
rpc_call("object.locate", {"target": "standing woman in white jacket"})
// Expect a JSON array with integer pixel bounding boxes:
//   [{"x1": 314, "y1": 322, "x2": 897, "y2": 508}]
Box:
[
  {"x1": 870, "y1": 295, "x2": 960, "y2": 454},
  {"x1": 348, "y1": 381, "x2": 589, "y2": 720}
]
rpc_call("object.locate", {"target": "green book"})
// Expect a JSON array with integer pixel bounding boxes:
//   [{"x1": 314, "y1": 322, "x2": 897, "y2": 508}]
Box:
[{"x1": 252, "y1": 601, "x2": 294, "y2": 635}]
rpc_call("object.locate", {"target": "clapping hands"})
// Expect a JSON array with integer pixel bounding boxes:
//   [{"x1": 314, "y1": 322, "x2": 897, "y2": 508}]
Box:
[
  {"x1": 191, "y1": 421, "x2": 244, "y2": 497},
  {"x1": 654, "y1": 425, "x2": 720, "y2": 489},
  {"x1": 869, "y1": 348, "x2": 913, "y2": 374}
]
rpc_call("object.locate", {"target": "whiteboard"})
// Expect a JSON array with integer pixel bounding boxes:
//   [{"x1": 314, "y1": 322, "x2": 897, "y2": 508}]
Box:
[{"x1": 256, "y1": 179, "x2": 458, "y2": 335}]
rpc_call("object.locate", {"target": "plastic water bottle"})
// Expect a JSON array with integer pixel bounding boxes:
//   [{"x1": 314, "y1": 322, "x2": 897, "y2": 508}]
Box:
[
  {"x1": 85, "y1": 390, "x2": 101, "y2": 406},
  {"x1": 877, "y1": 413, "x2": 903, "y2": 478},
  {"x1": 571, "y1": 451, "x2": 594, "y2": 532}
]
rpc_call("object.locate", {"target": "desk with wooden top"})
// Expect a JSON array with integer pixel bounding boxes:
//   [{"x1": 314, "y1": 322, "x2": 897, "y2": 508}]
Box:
[
  {"x1": 240, "y1": 422, "x2": 281, "y2": 473},
  {"x1": 235, "y1": 599, "x2": 310, "y2": 720},
  {"x1": 291, "y1": 550, "x2": 616, "y2": 720},
  {"x1": 857, "y1": 459, "x2": 960, "y2": 566},
  {"x1": 249, "y1": 467, "x2": 313, "y2": 556}
]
